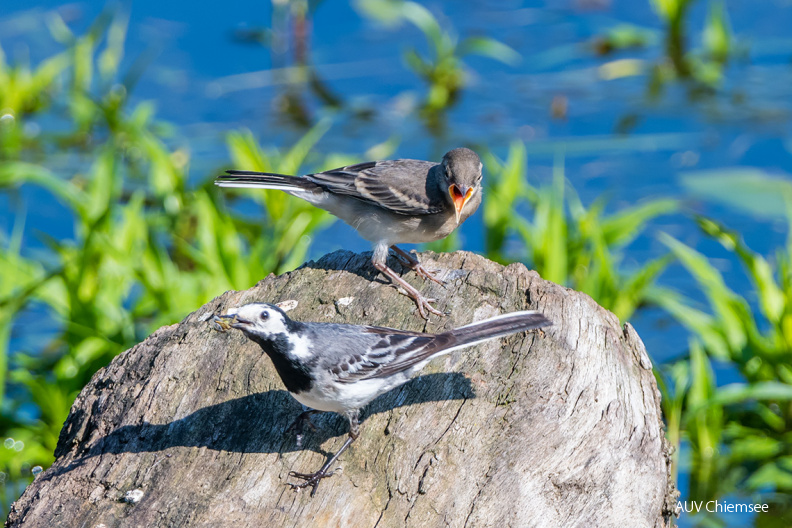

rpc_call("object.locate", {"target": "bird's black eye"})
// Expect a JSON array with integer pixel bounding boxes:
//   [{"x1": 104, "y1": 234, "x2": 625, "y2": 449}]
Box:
[{"x1": 259, "y1": 311, "x2": 269, "y2": 321}]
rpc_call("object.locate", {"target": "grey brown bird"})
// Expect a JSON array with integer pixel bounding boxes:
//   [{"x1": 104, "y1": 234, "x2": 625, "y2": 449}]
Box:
[
  {"x1": 215, "y1": 148, "x2": 483, "y2": 318},
  {"x1": 214, "y1": 302, "x2": 551, "y2": 496}
]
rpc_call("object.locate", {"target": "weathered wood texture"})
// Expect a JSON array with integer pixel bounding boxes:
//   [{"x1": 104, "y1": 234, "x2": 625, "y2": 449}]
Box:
[{"x1": 7, "y1": 250, "x2": 677, "y2": 528}]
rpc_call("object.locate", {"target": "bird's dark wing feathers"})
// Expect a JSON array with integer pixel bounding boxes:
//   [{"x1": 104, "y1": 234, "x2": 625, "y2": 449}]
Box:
[
  {"x1": 329, "y1": 312, "x2": 552, "y2": 383},
  {"x1": 329, "y1": 331, "x2": 441, "y2": 383},
  {"x1": 306, "y1": 159, "x2": 444, "y2": 216},
  {"x1": 341, "y1": 161, "x2": 378, "y2": 172}
]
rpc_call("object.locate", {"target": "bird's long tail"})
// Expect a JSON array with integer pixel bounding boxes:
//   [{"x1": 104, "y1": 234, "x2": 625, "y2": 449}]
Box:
[
  {"x1": 370, "y1": 311, "x2": 551, "y2": 379},
  {"x1": 443, "y1": 311, "x2": 551, "y2": 351},
  {"x1": 214, "y1": 170, "x2": 322, "y2": 193}
]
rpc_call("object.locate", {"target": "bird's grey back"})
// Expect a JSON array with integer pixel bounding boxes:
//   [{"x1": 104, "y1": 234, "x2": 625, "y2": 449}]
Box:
[{"x1": 305, "y1": 159, "x2": 445, "y2": 216}]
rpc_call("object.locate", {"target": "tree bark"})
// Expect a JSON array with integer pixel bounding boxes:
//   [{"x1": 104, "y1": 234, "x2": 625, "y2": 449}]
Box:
[{"x1": 7, "y1": 250, "x2": 678, "y2": 527}]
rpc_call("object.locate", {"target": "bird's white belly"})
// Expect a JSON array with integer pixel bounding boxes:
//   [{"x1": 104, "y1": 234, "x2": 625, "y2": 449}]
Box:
[
  {"x1": 292, "y1": 374, "x2": 410, "y2": 413},
  {"x1": 290, "y1": 388, "x2": 344, "y2": 413}
]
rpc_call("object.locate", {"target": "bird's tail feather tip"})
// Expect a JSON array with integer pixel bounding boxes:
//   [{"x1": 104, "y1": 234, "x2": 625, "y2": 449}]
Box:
[
  {"x1": 457, "y1": 310, "x2": 552, "y2": 330},
  {"x1": 214, "y1": 171, "x2": 314, "y2": 192},
  {"x1": 214, "y1": 181, "x2": 302, "y2": 191},
  {"x1": 223, "y1": 169, "x2": 289, "y2": 177}
]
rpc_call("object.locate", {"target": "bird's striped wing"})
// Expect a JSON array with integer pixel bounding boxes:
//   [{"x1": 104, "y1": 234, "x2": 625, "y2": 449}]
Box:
[
  {"x1": 326, "y1": 327, "x2": 438, "y2": 383},
  {"x1": 329, "y1": 311, "x2": 551, "y2": 383},
  {"x1": 306, "y1": 159, "x2": 444, "y2": 216}
]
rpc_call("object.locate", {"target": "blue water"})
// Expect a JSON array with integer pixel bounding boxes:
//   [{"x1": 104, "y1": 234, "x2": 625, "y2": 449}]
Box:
[{"x1": 2, "y1": 1, "x2": 792, "y2": 525}]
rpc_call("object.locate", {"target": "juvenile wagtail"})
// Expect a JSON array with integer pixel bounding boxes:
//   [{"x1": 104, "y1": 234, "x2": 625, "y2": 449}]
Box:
[{"x1": 215, "y1": 148, "x2": 483, "y2": 319}]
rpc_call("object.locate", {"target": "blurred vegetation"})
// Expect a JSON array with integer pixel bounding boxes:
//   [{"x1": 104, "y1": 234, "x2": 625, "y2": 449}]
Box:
[
  {"x1": 593, "y1": 0, "x2": 742, "y2": 99},
  {"x1": 0, "y1": 2, "x2": 790, "y2": 527},
  {"x1": 355, "y1": 0, "x2": 519, "y2": 133},
  {"x1": 477, "y1": 142, "x2": 676, "y2": 322},
  {"x1": 425, "y1": 141, "x2": 677, "y2": 323},
  {"x1": 656, "y1": 215, "x2": 792, "y2": 526},
  {"x1": 650, "y1": 0, "x2": 734, "y2": 87},
  {"x1": 254, "y1": 0, "x2": 347, "y2": 129}
]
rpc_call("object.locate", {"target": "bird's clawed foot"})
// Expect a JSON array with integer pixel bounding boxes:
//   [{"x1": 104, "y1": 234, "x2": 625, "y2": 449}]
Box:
[
  {"x1": 287, "y1": 468, "x2": 340, "y2": 497},
  {"x1": 412, "y1": 263, "x2": 446, "y2": 286},
  {"x1": 285, "y1": 410, "x2": 322, "y2": 448},
  {"x1": 374, "y1": 258, "x2": 446, "y2": 320},
  {"x1": 392, "y1": 282, "x2": 444, "y2": 319},
  {"x1": 390, "y1": 246, "x2": 446, "y2": 287},
  {"x1": 407, "y1": 291, "x2": 445, "y2": 320}
]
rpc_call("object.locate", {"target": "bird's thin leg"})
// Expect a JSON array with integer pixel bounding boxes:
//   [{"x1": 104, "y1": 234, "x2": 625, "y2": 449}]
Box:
[
  {"x1": 288, "y1": 411, "x2": 360, "y2": 497},
  {"x1": 373, "y1": 260, "x2": 444, "y2": 319},
  {"x1": 390, "y1": 245, "x2": 446, "y2": 286},
  {"x1": 285, "y1": 410, "x2": 323, "y2": 448}
]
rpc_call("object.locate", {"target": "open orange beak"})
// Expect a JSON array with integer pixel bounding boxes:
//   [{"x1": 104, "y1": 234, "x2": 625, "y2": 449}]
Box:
[{"x1": 449, "y1": 184, "x2": 474, "y2": 224}]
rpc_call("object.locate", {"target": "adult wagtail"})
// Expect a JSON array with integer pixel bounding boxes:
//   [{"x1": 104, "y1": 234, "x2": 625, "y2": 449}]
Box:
[{"x1": 214, "y1": 302, "x2": 550, "y2": 496}]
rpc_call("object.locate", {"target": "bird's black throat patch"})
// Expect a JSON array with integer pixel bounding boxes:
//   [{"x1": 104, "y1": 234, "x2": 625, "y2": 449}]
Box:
[{"x1": 248, "y1": 332, "x2": 314, "y2": 394}]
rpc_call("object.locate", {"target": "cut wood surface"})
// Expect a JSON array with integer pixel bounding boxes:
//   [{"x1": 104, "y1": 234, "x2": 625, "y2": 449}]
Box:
[{"x1": 7, "y1": 250, "x2": 677, "y2": 528}]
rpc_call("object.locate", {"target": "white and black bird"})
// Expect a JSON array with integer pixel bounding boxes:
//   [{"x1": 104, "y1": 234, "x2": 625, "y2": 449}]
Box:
[
  {"x1": 214, "y1": 148, "x2": 483, "y2": 319},
  {"x1": 214, "y1": 302, "x2": 551, "y2": 496}
]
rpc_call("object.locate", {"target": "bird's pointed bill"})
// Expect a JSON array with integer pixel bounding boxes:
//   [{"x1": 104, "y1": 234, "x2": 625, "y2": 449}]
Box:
[
  {"x1": 212, "y1": 312, "x2": 251, "y2": 331},
  {"x1": 449, "y1": 184, "x2": 474, "y2": 224}
]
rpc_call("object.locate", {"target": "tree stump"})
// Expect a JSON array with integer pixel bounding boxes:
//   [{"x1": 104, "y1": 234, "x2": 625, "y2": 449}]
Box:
[{"x1": 6, "y1": 250, "x2": 677, "y2": 527}]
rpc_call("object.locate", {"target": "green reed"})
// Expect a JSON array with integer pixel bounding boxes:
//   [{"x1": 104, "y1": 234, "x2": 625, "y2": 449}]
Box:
[
  {"x1": 479, "y1": 141, "x2": 677, "y2": 322},
  {"x1": 655, "y1": 215, "x2": 792, "y2": 523}
]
